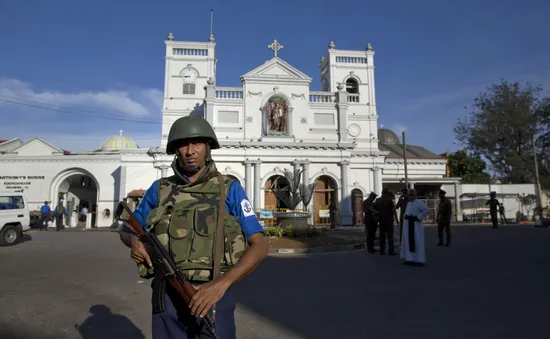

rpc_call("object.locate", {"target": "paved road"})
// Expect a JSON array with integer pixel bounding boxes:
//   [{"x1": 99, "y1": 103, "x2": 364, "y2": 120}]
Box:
[{"x1": 0, "y1": 225, "x2": 549, "y2": 339}]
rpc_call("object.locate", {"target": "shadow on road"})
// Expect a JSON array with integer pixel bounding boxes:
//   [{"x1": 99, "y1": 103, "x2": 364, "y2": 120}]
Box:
[{"x1": 75, "y1": 305, "x2": 145, "y2": 339}]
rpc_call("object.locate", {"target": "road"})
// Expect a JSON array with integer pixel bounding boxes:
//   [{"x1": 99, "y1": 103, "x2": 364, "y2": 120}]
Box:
[{"x1": 0, "y1": 225, "x2": 549, "y2": 339}]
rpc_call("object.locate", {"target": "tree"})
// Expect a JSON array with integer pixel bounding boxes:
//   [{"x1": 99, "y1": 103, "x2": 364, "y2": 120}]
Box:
[
  {"x1": 454, "y1": 80, "x2": 549, "y2": 184},
  {"x1": 447, "y1": 150, "x2": 491, "y2": 183}
]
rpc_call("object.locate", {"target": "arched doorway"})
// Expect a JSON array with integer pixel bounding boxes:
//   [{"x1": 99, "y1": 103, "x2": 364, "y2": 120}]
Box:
[
  {"x1": 313, "y1": 176, "x2": 338, "y2": 226},
  {"x1": 55, "y1": 172, "x2": 99, "y2": 227},
  {"x1": 351, "y1": 189, "x2": 364, "y2": 226},
  {"x1": 264, "y1": 175, "x2": 290, "y2": 226}
]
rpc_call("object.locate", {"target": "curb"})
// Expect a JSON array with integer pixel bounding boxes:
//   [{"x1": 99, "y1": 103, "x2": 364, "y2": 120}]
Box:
[{"x1": 268, "y1": 242, "x2": 366, "y2": 255}]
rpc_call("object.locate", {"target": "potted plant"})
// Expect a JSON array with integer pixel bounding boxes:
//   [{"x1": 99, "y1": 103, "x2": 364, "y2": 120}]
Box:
[{"x1": 272, "y1": 168, "x2": 314, "y2": 237}]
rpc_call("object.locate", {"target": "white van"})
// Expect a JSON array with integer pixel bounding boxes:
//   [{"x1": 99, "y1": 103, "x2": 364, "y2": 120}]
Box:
[{"x1": 0, "y1": 191, "x2": 30, "y2": 246}]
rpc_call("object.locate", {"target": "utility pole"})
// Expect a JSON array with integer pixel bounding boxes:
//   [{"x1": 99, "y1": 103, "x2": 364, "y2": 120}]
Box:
[
  {"x1": 533, "y1": 136, "x2": 543, "y2": 220},
  {"x1": 402, "y1": 131, "x2": 409, "y2": 189}
]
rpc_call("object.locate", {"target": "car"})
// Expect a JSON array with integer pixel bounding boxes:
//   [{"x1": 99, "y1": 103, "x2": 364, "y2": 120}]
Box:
[{"x1": 0, "y1": 191, "x2": 30, "y2": 246}]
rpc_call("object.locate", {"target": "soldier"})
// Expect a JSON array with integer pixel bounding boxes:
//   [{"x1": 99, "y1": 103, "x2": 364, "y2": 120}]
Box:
[
  {"x1": 118, "y1": 116, "x2": 268, "y2": 339},
  {"x1": 436, "y1": 189, "x2": 453, "y2": 247},
  {"x1": 363, "y1": 192, "x2": 378, "y2": 253},
  {"x1": 374, "y1": 188, "x2": 398, "y2": 255},
  {"x1": 499, "y1": 204, "x2": 508, "y2": 225},
  {"x1": 485, "y1": 191, "x2": 500, "y2": 229},
  {"x1": 53, "y1": 201, "x2": 68, "y2": 231},
  {"x1": 395, "y1": 188, "x2": 408, "y2": 239}
]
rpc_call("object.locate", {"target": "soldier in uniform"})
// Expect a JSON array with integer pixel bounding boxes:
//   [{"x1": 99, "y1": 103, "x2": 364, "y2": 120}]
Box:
[
  {"x1": 436, "y1": 189, "x2": 453, "y2": 247},
  {"x1": 118, "y1": 116, "x2": 268, "y2": 339},
  {"x1": 395, "y1": 188, "x2": 408, "y2": 239},
  {"x1": 362, "y1": 192, "x2": 378, "y2": 253},
  {"x1": 374, "y1": 188, "x2": 398, "y2": 255},
  {"x1": 485, "y1": 191, "x2": 500, "y2": 229}
]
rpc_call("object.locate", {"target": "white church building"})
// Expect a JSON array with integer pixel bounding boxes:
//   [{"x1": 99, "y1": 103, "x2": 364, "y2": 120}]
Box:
[{"x1": 0, "y1": 34, "x2": 465, "y2": 228}]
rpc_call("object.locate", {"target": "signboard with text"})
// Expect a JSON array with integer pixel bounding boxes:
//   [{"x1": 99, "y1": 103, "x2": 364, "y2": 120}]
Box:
[{"x1": 0, "y1": 175, "x2": 46, "y2": 193}]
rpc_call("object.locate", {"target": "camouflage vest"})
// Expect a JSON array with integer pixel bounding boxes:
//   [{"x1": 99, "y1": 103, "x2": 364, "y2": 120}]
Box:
[
  {"x1": 138, "y1": 162, "x2": 249, "y2": 282},
  {"x1": 56, "y1": 205, "x2": 64, "y2": 214}
]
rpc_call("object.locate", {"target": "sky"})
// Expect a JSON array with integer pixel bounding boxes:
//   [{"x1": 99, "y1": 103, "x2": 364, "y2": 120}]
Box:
[{"x1": 0, "y1": 0, "x2": 549, "y2": 153}]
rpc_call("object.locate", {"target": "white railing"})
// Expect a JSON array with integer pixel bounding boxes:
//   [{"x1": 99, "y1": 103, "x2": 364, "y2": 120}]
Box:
[
  {"x1": 309, "y1": 91, "x2": 336, "y2": 103},
  {"x1": 173, "y1": 48, "x2": 208, "y2": 56},
  {"x1": 347, "y1": 94, "x2": 359, "y2": 103},
  {"x1": 215, "y1": 87, "x2": 243, "y2": 100},
  {"x1": 336, "y1": 56, "x2": 367, "y2": 64}
]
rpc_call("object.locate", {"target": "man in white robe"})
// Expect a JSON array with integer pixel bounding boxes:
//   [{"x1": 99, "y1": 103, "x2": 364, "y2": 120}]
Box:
[{"x1": 400, "y1": 189, "x2": 431, "y2": 266}]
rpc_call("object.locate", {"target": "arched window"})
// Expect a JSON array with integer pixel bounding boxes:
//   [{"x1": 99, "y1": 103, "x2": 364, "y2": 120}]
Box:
[{"x1": 345, "y1": 78, "x2": 359, "y2": 94}]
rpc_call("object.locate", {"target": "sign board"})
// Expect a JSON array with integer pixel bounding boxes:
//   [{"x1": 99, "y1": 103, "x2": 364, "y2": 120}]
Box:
[
  {"x1": 259, "y1": 209, "x2": 273, "y2": 219},
  {"x1": 0, "y1": 175, "x2": 46, "y2": 193},
  {"x1": 319, "y1": 209, "x2": 330, "y2": 218}
]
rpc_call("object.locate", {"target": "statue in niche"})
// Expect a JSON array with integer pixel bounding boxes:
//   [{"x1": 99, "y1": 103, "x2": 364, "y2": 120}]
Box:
[{"x1": 265, "y1": 96, "x2": 288, "y2": 135}]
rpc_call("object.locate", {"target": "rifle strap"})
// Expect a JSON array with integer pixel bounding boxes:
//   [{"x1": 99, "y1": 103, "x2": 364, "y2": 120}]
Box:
[{"x1": 211, "y1": 173, "x2": 227, "y2": 321}]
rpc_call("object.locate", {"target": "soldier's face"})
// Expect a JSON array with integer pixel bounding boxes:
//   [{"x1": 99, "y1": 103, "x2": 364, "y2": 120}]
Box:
[{"x1": 176, "y1": 139, "x2": 207, "y2": 168}]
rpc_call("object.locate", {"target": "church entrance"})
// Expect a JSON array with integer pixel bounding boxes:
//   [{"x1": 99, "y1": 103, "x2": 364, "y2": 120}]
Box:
[
  {"x1": 264, "y1": 175, "x2": 290, "y2": 226},
  {"x1": 313, "y1": 176, "x2": 338, "y2": 226},
  {"x1": 351, "y1": 189, "x2": 364, "y2": 225},
  {"x1": 55, "y1": 172, "x2": 98, "y2": 227}
]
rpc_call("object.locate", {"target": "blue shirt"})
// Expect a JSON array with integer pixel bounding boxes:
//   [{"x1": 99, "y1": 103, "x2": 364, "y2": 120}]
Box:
[
  {"x1": 40, "y1": 205, "x2": 51, "y2": 215},
  {"x1": 134, "y1": 179, "x2": 264, "y2": 239}
]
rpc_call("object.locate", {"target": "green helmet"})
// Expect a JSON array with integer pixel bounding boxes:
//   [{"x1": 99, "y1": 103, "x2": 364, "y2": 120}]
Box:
[{"x1": 166, "y1": 116, "x2": 220, "y2": 155}]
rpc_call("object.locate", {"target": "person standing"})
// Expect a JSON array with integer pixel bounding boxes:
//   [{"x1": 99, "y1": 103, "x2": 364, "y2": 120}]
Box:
[
  {"x1": 362, "y1": 192, "x2": 379, "y2": 253},
  {"x1": 53, "y1": 201, "x2": 68, "y2": 231},
  {"x1": 39, "y1": 201, "x2": 51, "y2": 231},
  {"x1": 436, "y1": 189, "x2": 453, "y2": 247},
  {"x1": 395, "y1": 188, "x2": 409, "y2": 239},
  {"x1": 486, "y1": 192, "x2": 500, "y2": 229},
  {"x1": 400, "y1": 189, "x2": 431, "y2": 266},
  {"x1": 118, "y1": 116, "x2": 268, "y2": 339},
  {"x1": 499, "y1": 204, "x2": 508, "y2": 225},
  {"x1": 374, "y1": 188, "x2": 398, "y2": 255}
]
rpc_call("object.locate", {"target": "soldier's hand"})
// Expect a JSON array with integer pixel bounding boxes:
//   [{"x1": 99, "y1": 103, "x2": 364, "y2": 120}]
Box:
[
  {"x1": 189, "y1": 280, "x2": 229, "y2": 318},
  {"x1": 130, "y1": 237, "x2": 152, "y2": 267}
]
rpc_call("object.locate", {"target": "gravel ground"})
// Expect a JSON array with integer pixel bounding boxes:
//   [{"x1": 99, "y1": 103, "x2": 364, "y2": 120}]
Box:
[{"x1": 0, "y1": 224, "x2": 549, "y2": 339}]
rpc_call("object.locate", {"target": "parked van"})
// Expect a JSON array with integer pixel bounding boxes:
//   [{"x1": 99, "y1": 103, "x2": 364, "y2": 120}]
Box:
[{"x1": 0, "y1": 191, "x2": 30, "y2": 246}]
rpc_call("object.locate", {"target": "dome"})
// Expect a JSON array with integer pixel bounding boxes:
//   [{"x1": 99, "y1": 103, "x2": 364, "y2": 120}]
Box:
[
  {"x1": 100, "y1": 135, "x2": 138, "y2": 150},
  {"x1": 378, "y1": 128, "x2": 401, "y2": 144}
]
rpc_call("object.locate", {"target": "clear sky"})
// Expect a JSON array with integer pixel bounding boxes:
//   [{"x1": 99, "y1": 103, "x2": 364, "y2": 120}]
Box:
[{"x1": 1, "y1": 0, "x2": 549, "y2": 153}]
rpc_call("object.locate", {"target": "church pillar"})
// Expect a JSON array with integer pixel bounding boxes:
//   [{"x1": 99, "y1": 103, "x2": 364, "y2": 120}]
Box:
[
  {"x1": 372, "y1": 166, "x2": 381, "y2": 196},
  {"x1": 159, "y1": 165, "x2": 169, "y2": 178},
  {"x1": 336, "y1": 83, "x2": 349, "y2": 142},
  {"x1": 204, "y1": 78, "x2": 216, "y2": 124},
  {"x1": 244, "y1": 160, "x2": 253, "y2": 199},
  {"x1": 252, "y1": 160, "x2": 262, "y2": 211},
  {"x1": 339, "y1": 160, "x2": 351, "y2": 226},
  {"x1": 119, "y1": 165, "x2": 127, "y2": 201},
  {"x1": 287, "y1": 107, "x2": 294, "y2": 137},
  {"x1": 454, "y1": 181, "x2": 462, "y2": 221},
  {"x1": 292, "y1": 160, "x2": 302, "y2": 210}
]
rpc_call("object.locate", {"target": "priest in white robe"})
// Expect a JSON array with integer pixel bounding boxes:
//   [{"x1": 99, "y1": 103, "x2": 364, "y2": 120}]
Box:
[{"x1": 400, "y1": 189, "x2": 431, "y2": 266}]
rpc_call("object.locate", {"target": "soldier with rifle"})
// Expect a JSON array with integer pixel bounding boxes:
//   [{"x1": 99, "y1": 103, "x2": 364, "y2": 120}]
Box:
[{"x1": 118, "y1": 116, "x2": 268, "y2": 339}]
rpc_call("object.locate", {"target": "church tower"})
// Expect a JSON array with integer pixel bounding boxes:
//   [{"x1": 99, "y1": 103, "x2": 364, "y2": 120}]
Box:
[
  {"x1": 319, "y1": 41, "x2": 376, "y2": 115},
  {"x1": 160, "y1": 32, "x2": 217, "y2": 148}
]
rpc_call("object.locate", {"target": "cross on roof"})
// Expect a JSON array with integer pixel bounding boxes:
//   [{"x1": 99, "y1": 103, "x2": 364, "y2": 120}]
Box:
[{"x1": 268, "y1": 39, "x2": 284, "y2": 57}]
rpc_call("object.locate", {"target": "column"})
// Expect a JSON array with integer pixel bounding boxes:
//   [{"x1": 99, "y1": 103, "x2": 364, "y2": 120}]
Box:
[
  {"x1": 335, "y1": 83, "x2": 349, "y2": 142},
  {"x1": 339, "y1": 160, "x2": 351, "y2": 226},
  {"x1": 159, "y1": 165, "x2": 169, "y2": 178},
  {"x1": 204, "y1": 78, "x2": 216, "y2": 124},
  {"x1": 372, "y1": 166, "x2": 381, "y2": 196},
  {"x1": 302, "y1": 161, "x2": 310, "y2": 186},
  {"x1": 292, "y1": 160, "x2": 302, "y2": 209},
  {"x1": 244, "y1": 160, "x2": 253, "y2": 199},
  {"x1": 252, "y1": 160, "x2": 262, "y2": 211},
  {"x1": 454, "y1": 181, "x2": 462, "y2": 221}
]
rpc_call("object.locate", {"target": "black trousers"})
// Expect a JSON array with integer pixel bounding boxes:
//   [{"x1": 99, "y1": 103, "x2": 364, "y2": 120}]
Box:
[
  {"x1": 40, "y1": 215, "x2": 49, "y2": 230},
  {"x1": 365, "y1": 220, "x2": 378, "y2": 252},
  {"x1": 378, "y1": 218, "x2": 394, "y2": 254},
  {"x1": 437, "y1": 222, "x2": 451, "y2": 245},
  {"x1": 490, "y1": 210, "x2": 498, "y2": 228}
]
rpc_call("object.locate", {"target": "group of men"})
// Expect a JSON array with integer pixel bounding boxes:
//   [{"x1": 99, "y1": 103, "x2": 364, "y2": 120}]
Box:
[{"x1": 362, "y1": 187, "x2": 454, "y2": 266}]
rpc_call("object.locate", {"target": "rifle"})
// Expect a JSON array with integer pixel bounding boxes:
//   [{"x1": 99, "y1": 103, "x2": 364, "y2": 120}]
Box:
[{"x1": 115, "y1": 201, "x2": 219, "y2": 339}]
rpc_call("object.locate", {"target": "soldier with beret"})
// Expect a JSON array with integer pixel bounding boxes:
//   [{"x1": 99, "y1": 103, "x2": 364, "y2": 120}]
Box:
[{"x1": 119, "y1": 116, "x2": 268, "y2": 339}]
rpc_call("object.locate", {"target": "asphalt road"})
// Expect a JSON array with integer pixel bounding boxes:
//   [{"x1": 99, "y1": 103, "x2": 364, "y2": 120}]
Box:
[{"x1": 0, "y1": 225, "x2": 549, "y2": 339}]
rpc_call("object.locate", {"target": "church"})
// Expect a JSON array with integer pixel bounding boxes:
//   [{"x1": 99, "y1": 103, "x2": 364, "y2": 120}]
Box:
[{"x1": 0, "y1": 33, "x2": 461, "y2": 228}]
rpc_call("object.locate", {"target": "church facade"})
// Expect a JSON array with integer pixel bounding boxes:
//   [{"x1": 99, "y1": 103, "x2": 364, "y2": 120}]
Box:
[{"x1": 0, "y1": 34, "x2": 461, "y2": 227}]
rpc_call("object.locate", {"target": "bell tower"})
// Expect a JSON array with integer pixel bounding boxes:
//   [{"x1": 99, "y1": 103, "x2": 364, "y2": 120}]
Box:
[{"x1": 160, "y1": 31, "x2": 217, "y2": 148}]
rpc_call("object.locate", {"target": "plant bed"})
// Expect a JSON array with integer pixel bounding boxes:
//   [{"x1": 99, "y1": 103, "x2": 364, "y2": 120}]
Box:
[{"x1": 264, "y1": 226, "x2": 366, "y2": 249}]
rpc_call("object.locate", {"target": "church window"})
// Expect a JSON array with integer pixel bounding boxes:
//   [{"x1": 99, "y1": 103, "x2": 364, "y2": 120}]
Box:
[
  {"x1": 345, "y1": 78, "x2": 359, "y2": 94},
  {"x1": 183, "y1": 84, "x2": 196, "y2": 95}
]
